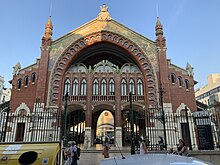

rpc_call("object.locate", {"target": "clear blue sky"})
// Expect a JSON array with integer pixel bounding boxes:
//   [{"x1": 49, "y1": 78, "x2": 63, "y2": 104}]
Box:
[{"x1": 0, "y1": 0, "x2": 219, "y2": 89}]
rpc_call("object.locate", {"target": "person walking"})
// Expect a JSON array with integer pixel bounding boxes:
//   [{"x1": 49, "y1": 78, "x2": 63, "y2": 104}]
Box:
[
  {"x1": 83, "y1": 135, "x2": 89, "y2": 150},
  {"x1": 64, "y1": 141, "x2": 72, "y2": 165},
  {"x1": 139, "y1": 138, "x2": 147, "y2": 155},
  {"x1": 158, "y1": 136, "x2": 164, "y2": 150},
  {"x1": 103, "y1": 137, "x2": 110, "y2": 158},
  {"x1": 70, "y1": 141, "x2": 79, "y2": 165}
]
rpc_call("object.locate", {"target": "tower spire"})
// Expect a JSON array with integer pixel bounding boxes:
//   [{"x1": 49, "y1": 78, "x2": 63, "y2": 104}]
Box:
[
  {"x1": 43, "y1": 16, "x2": 53, "y2": 40},
  {"x1": 155, "y1": 17, "x2": 163, "y2": 37}
]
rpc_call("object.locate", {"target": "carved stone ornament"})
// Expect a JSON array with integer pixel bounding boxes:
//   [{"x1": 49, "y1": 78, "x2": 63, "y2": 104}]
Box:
[
  {"x1": 13, "y1": 62, "x2": 21, "y2": 75},
  {"x1": 97, "y1": 4, "x2": 111, "y2": 21}
]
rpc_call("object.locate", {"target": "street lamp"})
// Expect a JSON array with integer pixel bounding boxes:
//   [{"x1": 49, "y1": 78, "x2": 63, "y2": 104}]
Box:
[
  {"x1": 159, "y1": 84, "x2": 167, "y2": 150},
  {"x1": 129, "y1": 92, "x2": 135, "y2": 154}
]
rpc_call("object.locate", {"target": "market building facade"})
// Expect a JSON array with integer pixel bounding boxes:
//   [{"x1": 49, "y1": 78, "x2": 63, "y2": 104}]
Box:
[{"x1": 5, "y1": 5, "x2": 198, "y2": 148}]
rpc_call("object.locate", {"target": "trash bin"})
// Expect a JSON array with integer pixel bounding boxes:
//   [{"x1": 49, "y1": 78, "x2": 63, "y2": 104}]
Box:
[{"x1": 0, "y1": 141, "x2": 61, "y2": 165}]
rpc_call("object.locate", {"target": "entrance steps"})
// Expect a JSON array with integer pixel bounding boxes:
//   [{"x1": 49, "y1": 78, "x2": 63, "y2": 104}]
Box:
[{"x1": 79, "y1": 144, "x2": 131, "y2": 153}]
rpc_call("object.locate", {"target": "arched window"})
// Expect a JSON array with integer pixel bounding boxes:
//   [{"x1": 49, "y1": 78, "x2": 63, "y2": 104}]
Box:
[
  {"x1": 121, "y1": 79, "x2": 127, "y2": 96},
  {"x1": 170, "y1": 73, "x2": 176, "y2": 83},
  {"x1": 92, "y1": 79, "x2": 99, "y2": 95},
  {"x1": 24, "y1": 76, "x2": 29, "y2": 86},
  {"x1": 184, "y1": 79, "x2": 189, "y2": 90},
  {"x1": 72, "y1": 79, "x2": 79, "y2": 96},
  {"x1": 81, "y1": 79, "x2": 87, "y2": 95},
  {"x1": 31, "y1": 73, "x2": 36, "y2": 83},
  {"x1": 109, "y1": 79, "x2": 115, "y2": 95},
  {"x1": 177, "y1": 77, "x2": 182, "y2": 87},
  {"x1": 137, "y1": 79, "x2": 143, "y2": 95},
  {"x1": 17, "y1": 79, "x2": 22, "y2": 89},
  {"x1": 101, "y1": 79, "x2": 107, "y2": 95},
  {"x1": 64, "y1": 79, "x2": 71, "y2": 95},
  {"x1": 129, "y1": 79, "x2": 135, "y2": 94}
]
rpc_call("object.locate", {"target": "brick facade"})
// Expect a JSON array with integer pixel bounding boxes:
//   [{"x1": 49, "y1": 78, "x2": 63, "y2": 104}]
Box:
[{"x1": 9, "y1": 6, "x2": 197, "y2": 146}]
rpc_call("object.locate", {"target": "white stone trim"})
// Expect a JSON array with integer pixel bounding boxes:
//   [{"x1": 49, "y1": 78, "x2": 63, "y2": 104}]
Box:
[
  {"x1": 115, "y1": 127, "x2": 122, "y2": 148},
  {"x1": 85, "y1": 127, "x2": 92, "y2": 148},
  {"x1": 15, "y1": 102, "x2": 31, "y2": 115}
]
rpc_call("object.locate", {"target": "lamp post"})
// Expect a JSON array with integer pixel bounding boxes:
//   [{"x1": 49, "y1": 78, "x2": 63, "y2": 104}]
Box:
[
  {"x1": 129, "y1": 92, "x2": 135, "y2": 154},
  {"x1": 184, "y1": 106, "x2": 192, "y2": 150},
  {"x1": 63, "y1": 92, "x2": 68, "y2": 147},
  {"x1": 159, "y1": 84, "x2": 167, "y2": 150}
]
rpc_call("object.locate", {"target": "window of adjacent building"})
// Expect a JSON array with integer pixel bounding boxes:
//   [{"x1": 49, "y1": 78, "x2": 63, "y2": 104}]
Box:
[
  {"x1": 31, "y1": 73, "x2": 36, "y2": 83},
  {"x1": 64, "y1": 79, "x2": 70, "y2": 95},
  {"x1": 101, "y1": 79, "x2": 107, "y2": 96},
  {"x1": 184, "y1": 79, "x2": 189, "y2": 90},
  {"x1": 24, "y1": 76, "x2": 29, "y2": 86},
  {"x1": 121, "y1": 79, "x2": 127, "y2": 96},
  {"x1": 210, "y1": 94, "x2": 219, "y2": 105},
  {"x1": 92, "y1": 79, "x2": 99, "y2": 95},
  {"x1": 129, "y1": 79, "x2": 135, "y2": 94},
  {"x1": 109, "y1": 79, "x2": 115, "y2": 95},
  {"x1": 18, "y1": 79, "x2": 22, "y2": 89},
  {"x1": 177, "y1": 77, "x2": 182, "y2": 87},
  {"x1": 171, "y1": 73, "x2": 176, "y2": 83},
  {"x1": 81, "y1": 79, "x2": 87, "y2": 95},
  {"x1": 72, "y1": 79, "x2": 79, "y2": 96},
  {"x1": 137, "y1": 79, "x2": 143, "y2": 96}
]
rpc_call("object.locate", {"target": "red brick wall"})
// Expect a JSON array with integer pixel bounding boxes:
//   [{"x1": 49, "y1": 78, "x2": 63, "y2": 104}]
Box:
[
  {"x1": 10, "y1": 68, "x2": 38, "y2": 112},
  {"x1": 168, "y1": 68, "x2": 197, "y2": 112}
]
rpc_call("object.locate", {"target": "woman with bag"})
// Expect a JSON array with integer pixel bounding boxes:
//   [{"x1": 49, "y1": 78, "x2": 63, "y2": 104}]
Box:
[{"x1": 103, "y1": 137, "x2": 110, "y2": 158}]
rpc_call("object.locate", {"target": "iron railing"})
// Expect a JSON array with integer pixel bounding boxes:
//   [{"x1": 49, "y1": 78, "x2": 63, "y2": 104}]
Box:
[{"x1": 0, "y1": 108, "x2": 219, "y2": 151}]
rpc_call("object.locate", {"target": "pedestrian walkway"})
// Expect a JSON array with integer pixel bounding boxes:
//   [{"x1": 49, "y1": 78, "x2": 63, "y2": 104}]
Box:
[
  {"x1": 77, "y1": 144, "x2": 131, "y2": 165},
  {"x1": 79, "y1": 144, "x2": 131, "y2": 152}
]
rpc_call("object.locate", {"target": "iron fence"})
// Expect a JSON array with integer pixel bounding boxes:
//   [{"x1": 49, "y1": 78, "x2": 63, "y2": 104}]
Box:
[
  {"x1": 0, "y1": 111, "x2": 61, "y2": 143},
  {"x1": 0, "y1": 109, "x2": 219, "y2": 151}
]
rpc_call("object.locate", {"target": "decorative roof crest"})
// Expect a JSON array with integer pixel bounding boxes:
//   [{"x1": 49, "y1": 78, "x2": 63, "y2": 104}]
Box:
[
  {"x1": 13, "y1": 62, "x2": 21, "y2": 75},
  {"x1": 43, "y1": 16, "x2": 53, "y2": 39},
  {"x1": 97, "y1": 4, "x2": 111, "y2": 21}
]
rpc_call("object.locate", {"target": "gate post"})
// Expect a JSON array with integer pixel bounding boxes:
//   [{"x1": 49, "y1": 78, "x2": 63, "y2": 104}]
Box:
[
  {"x1": 129, "y1": 92, "x2": 135, "y2": 154},
  {"x1": 3, "y1": 107, "x2": 10, "y2": 142},
  {"x1": 159, "y1": 84, "x2": 167, "y2": 150},
  {"x1": 62, "y1": 92, "x2": 68, "y2": 147},
  {"x1": 185, "y1": 106, "x2": 192, "y2": 150}
]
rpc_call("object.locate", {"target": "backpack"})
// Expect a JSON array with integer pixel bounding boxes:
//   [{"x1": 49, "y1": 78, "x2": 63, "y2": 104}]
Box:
[
  {"x1": 77, "y1": 147, "x2": 81, "y2": 157},
  {"x1": 73, "y1": 147, "x2": 81, "y2": 160}
]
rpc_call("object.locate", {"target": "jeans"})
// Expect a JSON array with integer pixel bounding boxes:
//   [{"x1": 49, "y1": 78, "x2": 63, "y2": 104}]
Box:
[{"x1": 71, "y1": 157, "x2": 78, "y2": 165}]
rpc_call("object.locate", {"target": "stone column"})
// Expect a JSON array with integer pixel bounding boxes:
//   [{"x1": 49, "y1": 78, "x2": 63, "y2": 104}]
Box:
[
  {"x1": 114, "y1": 74, "x2": 122, "y2": 147},
  {"x1": 85, "y1": 73, "x2": 92, "y2": 148}
]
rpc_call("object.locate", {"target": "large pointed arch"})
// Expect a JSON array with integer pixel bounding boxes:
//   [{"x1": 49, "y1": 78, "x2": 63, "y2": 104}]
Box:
[{"x1": 48, "y1": 31, "x2": 157, "y2": 109}]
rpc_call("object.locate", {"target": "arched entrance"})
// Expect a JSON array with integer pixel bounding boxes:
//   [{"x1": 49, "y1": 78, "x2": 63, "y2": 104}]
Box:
[
  {"x1": 93, "y1": 110, "x2": 114, "y2": 145},
  {"x1": 66, "y1": 110, "x2": 85, "y2": 144},
  {"x1": 122, "y1": 108, "x2": 146, "y2": 148},
  {"x1": 49, "y1": 31, "x2": 157, "y2": 147}
]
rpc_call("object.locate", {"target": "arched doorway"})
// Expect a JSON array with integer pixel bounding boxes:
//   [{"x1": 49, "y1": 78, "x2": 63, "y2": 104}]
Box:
[
  {"x1": 96, "y1": 110, "x2": 114, "y2": 144},
  {"x1": 122, "y1": 109, "x2": 146, "y2": 148},
  {"x1": 93, "y1": 110, "x2": 114, "y2": 145},
  {"x1": 66, "y1": 110, "x2": 85, "y2": 144}
]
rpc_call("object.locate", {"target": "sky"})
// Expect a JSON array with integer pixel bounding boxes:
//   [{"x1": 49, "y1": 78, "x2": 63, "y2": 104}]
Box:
[{"x1": 0, "y1": 0, "x2": 219, "y2": 89}]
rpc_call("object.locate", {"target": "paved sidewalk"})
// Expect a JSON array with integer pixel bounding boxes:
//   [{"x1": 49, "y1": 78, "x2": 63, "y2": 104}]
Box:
[
  {"x1": 78, "y1": 152, "x2": 130, "y2": 165},
  {"x1": 77, "y1": 144, "x2": 131, "y2": 165}
]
